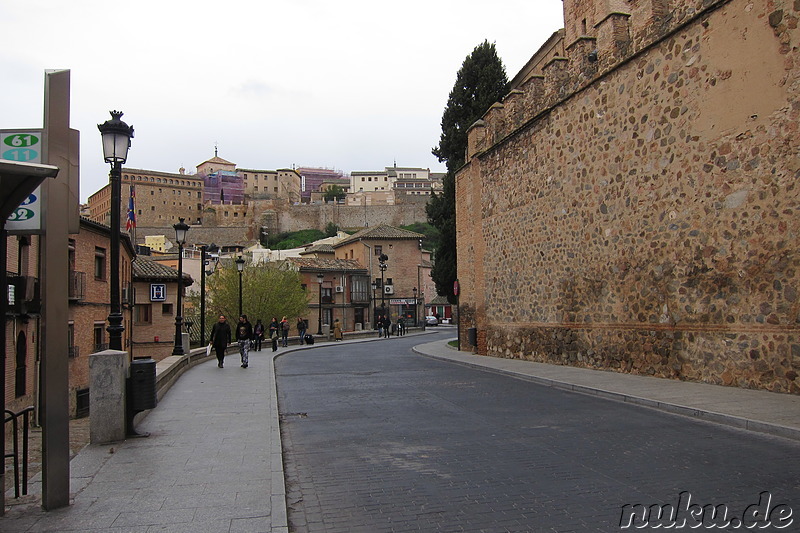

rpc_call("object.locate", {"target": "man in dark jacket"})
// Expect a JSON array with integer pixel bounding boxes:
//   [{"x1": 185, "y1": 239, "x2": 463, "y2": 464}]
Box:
[
  {"x1": 236, "y1": 314, "x2": 253, "y2": 368},
  {"x1": 209, "y1": 315, "x2": 232, "y2": 368}
]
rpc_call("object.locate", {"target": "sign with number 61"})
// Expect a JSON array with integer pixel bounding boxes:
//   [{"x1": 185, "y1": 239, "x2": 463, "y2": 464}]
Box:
[{"x1": 1, "y1": 129, "x2": 44, "y2": 232}]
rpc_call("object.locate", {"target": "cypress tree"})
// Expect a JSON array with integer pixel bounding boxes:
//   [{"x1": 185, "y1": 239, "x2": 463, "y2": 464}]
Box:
[{"x1": 427, "y1": 40, "x2": 509, "y2": 302}]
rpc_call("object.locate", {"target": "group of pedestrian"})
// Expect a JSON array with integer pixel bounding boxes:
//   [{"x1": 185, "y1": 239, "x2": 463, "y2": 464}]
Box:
[
  {"x1": 376, "y1": 315, "x2": 408, "y2": 338},
  {"x1": 208, "y1": 314, "x2": 309, "y2": 368}
]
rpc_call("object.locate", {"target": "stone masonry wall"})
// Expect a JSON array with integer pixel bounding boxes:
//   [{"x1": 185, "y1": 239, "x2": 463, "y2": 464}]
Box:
[{"x1": 457, "y1": 0, "x2": 800, "y2": 393}]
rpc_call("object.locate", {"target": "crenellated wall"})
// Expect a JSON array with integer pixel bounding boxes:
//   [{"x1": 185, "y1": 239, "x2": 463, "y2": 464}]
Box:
[{"x1": 457, "y1": 0, "x2": 800, "y2": 393}]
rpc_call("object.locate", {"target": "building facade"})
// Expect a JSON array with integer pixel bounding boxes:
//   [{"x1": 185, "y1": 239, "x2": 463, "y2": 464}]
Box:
[
  {"x1": 456, "y1": 0, "x2": 800, "y2": 393},
  {"x1": 333, "y1": 225, "x2": 428, "y2": 327},
  {"x1": 131, "y1": 257, "x2": 193, "y2": 361},
  {"x1": 4, "y1": 235, "x2": 40, "y2": 415},
  {"x1": 88, "y1": 168, "x2": 205, "y2": 227},
  {"x1": 66, "y1": 218, "x2": 135, "y2": 417}
]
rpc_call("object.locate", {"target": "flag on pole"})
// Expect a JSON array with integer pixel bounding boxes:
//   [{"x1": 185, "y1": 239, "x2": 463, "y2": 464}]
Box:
[{"x1": 126, "y1": 185, "x2": 136, "y2": 231}]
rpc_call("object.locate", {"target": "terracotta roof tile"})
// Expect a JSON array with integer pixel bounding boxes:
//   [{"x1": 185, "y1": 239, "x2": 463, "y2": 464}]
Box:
[
  {"x1": 287, "y1": 257, "x2": 367, "y2": 272},
  {"x1": 334, "y1": 224, "x2": 424, "y2": 248},
  {"x1": 133, "y1": 257, "x2": 193, "y2": 286}
]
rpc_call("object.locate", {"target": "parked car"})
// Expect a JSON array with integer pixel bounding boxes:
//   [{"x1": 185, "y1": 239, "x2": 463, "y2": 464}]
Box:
[{"x1": 425, "y1": 315, "x2": 439, "y2": 326}]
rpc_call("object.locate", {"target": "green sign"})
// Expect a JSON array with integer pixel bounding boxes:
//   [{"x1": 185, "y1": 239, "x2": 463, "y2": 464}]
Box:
[{"x1": 1, "y1": 129, "x2": 44, "y2": 232}]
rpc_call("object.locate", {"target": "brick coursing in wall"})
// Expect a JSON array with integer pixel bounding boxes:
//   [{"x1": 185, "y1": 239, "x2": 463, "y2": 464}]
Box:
[{"x1": 457, "y1": 0, "x2": 800, "y2": 393}]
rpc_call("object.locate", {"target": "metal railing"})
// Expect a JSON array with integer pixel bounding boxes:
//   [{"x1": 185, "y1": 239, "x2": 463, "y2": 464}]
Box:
[{"x1": 3, "y1": 406, "x2": 34, "y2": 498}]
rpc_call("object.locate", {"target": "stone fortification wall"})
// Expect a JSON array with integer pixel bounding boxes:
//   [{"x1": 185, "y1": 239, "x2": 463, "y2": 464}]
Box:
[
  {"x1": 276, "y1": 201, "x2": 429, "y2": 233},
  {"x1": 134, "y1": 198, "x2": 429, "y2": 248},
  {"x1": 457, "y1": 0, "x2": 800, "y2": 393}
]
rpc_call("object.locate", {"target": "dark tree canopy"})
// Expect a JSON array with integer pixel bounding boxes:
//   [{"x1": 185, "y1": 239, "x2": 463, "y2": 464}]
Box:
[{"x1": 427, "y1": 41, "x2": 509, "y2": 303}]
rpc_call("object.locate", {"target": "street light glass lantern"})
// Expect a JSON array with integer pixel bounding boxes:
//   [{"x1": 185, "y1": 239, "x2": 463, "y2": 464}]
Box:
[
  {"x1": 97, "y1": 110, "x2": 134, "y2": 164},
  {"x1": 173, "y1": 217, "x2": 189, "y2": 246},
  {"x1": 317, "y1": 273, "x2": 324, "y2": 283},
  {"x1": 236, "y1": 255, "x2": 245, "y2": 272}
]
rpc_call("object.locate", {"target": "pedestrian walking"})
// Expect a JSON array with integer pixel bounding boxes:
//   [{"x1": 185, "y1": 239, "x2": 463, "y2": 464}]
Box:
[
  {"x1": 297, "y1": 317, "x2": 307, "y2": 344},
  {"x1": 377, "y1": 315, "x2": 384, "y2": 337},
  {"x1": 398, "y1": 317, "x2": 405, "y2": 336},
  {"x1": 236, "y1": 314, "x2": 253, "y2": 368},
  {"x1": 280, "y1": 316, "x2": 290, "y2": 347},
  {"x1": 333, "y1": 318, "x2": 343, "y2": 341},
  {"x1": 209, "y1": 314, "x2": 232, "y2": 368},
  {"x1": 384, "y1": 316, "x2": 392, "y2": 338},
  {"x1": 253, "y1": 319, "x2": 264, "y2": 351},
  {"x1": 269, "y1": 317, "x2": 280, "y2": 352}
]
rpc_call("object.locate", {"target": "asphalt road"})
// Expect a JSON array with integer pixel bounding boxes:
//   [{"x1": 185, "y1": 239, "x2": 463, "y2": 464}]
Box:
[{"x1": 275, "y1": 332, "x2": 800, "y2": 532}]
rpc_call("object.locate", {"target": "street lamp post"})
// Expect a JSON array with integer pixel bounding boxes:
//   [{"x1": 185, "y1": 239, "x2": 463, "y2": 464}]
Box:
[
  {"x1": 371, "y1": 281, "x2": 377, "y2": 328},
  {"x1": 378, "y1": 253, "x2": 388, "y2": 317},
  {"x1": 200, "y1": 245, "x2": 207, "y2": 346},
  {"x1": 412, "y1": 287, "x2": 417, "y2": 327},
  {"x1": 98, "y1": 111, "x2": 134, "y2": 351},
  {"x1": 317, "y1": 273, "x2": 324, "y2": 335},
  {"x1": 199, "y1": 245, "x2": 219, "y2": 347},
  {"x1": 236, "y1": 255, "x2": 245, "y2": 317},
  {"x1": 172, "y1": 218, "x2": 189, "y2": 355}
]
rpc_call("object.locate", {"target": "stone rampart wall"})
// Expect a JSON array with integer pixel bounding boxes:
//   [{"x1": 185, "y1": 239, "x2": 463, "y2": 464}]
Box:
[
  {"x1": 276, "y1": 201, "x2": 429, "y2": 233},
  {"x1": 457, "y1": 0, "x2": 800, "y2": 393}
]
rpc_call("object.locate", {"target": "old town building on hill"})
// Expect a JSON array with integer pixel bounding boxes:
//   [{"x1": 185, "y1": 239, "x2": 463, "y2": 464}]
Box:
[
  {"x1": 86, "y1": 153, "x2": 442, "y2": 248},
  {"x1": 456, "y1": 0, "x2": 800, "y2": 394}
]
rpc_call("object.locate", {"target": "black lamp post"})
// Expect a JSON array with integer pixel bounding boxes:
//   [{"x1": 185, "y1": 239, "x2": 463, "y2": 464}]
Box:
[
  {"x1": 236, "y1": 255, "x2": 245, "y2": 317},
  {"x1": 378, "y1": 253, "x2": 388, "y2": 317},
  {"x1": 317, "y1": 273, "x2": 324, "y2": 334},
  {"x1": 412, "y1": 287, "x2": 417, "y2": 326},
  {"x1": 371, "y1": 281, "x2": 377, "y2": 327},
  {"x1": 199, "y1": 245, "x2": 219, "y2": 347},
  {"x1": 98, "y1": 111, "x2": 134, "y2": 351},
  {"x1": 172, "y1": 218, "x2": 189, "y2": 355}
]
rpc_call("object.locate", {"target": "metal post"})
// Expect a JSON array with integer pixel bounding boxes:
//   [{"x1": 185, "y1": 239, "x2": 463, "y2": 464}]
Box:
[
  {"x1": 238, "y1": 269, "x2": 243, "y2": 317},
  {"x1": 107, "y1": 160, "x2": 124, "y2": 350},
  {"x1": 0, "y1": 219, "x2": 6, "y2": 514},
  {"x1": 200, "y1": 245, "x2": 206, "y2": 346},
  {"x1": 317, "y1": 276, "x2": 323, "y2": 335},
  {"x1": 172, "y1": 241, "x2": 185, "y2": 355}
]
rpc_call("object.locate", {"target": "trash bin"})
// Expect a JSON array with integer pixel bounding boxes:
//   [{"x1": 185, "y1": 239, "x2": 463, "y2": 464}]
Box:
[
  {"x1": 129, "y1": 357, "x2": 157, "y2": 411},
  {"x1": 467, "y1": 327, "x2": 478, "y2": 347}
]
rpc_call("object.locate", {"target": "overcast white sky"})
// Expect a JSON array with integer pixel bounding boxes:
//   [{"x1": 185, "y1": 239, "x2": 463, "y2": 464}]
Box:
[{"x1": 1, "y1": 1, "x2": 564, "y2": 202}]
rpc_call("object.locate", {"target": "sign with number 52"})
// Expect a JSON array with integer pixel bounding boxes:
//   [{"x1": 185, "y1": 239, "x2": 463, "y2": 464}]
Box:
[{"x1": 1, "y1": 129, "x2": 44, "y2": 232}]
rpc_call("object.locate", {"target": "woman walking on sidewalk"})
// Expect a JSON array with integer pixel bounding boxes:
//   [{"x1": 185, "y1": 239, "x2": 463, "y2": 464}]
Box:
[
  {"x1": 253, "y1": 319, "x2": 264, "y2": 351},
  {"x1": 269, "y1": 317, "x2": 280, "y2": 352},
  {"x1": 236, "y1": 314, "x2": 253, "y2": 368},
  {"x1": 209, "y1": 315, "x2": 232, "y2": 368},
  {"x1": 280, "y1": 316, "x2": 290, "y2": 347}
]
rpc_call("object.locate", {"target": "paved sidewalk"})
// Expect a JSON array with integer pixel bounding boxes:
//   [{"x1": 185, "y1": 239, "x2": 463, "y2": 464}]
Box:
[
  {"x1": 3, "y1": 331, "x2": 798, "y2": 531},
  {"x1": 2, "y1": 347, "x2": 287, "y2": 533},
  {"x1": 413, "y1": 337, "x2": 800, "y2": 441}
]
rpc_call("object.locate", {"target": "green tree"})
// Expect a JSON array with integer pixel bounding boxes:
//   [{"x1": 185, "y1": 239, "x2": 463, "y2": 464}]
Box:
[
  {"x1": 268, "y1": 229, "x2": 326, "y2": 249},
  {"x1": 324, "y1": 222, "x2": 339, "y2": 237},
  {"x1": 400, "y1": 222, "x2": 440, "y2": 254},
  {"x1": 428, "y1": 40, "x2": 509, "y2": 302},
  {"x1": 190, "y1": 260, "x2": 309, "y2": 334},
  {"x1": 323, "y1": 185, "x2": 346, "y2": 203}
]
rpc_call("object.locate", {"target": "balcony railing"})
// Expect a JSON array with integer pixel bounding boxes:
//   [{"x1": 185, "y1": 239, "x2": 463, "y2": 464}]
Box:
[
  {"x1": 68, "y1": 270, "x2": 85, "y2": 301},
  {"x1": 92, "y1": 343, "x2": 108, "y2": 354}
]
